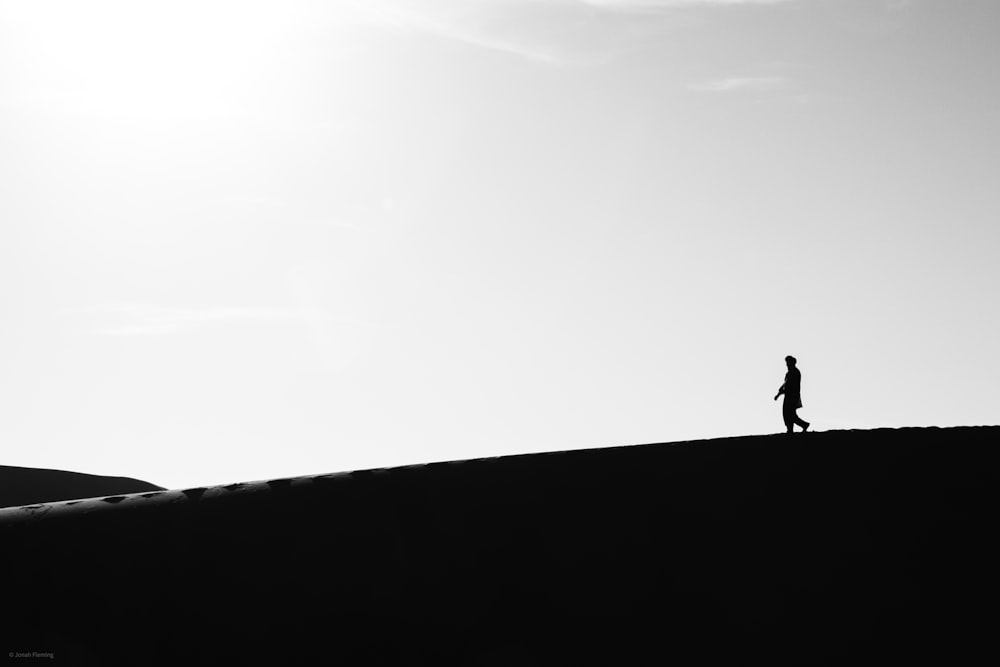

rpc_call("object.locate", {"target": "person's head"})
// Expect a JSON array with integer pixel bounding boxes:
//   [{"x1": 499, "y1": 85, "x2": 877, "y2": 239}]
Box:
[{"x1": 785, "y1": 355, "x2": 797, "y2": 368}]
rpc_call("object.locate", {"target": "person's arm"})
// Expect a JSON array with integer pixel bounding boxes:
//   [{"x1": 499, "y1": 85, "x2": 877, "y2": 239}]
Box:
[{"x1": 774, "y1": 383, "x2": 785, "y2": 401}]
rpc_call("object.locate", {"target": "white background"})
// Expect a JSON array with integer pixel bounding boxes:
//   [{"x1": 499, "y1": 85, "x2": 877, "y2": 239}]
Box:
[{"x1": 1, "y1": 0, "x2": 997, "y2": 489}]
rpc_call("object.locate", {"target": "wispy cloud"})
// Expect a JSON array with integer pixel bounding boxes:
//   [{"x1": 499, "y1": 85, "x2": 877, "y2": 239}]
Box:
[
  {"x1": 358, "y1": 1, "x2": 568, "y2": 66},
  {"x1": 70, "y1": 298, "x2": 372, "y2": 371},
  {"x1": 72, "y1": 303, "x2": 340, "y2": 336},
  {"x1": 687, "y1": 75, "x2": 789, "y2": 93},
  {"x1": 352, "y1": 0, "x2": 811, "y2": 66}
]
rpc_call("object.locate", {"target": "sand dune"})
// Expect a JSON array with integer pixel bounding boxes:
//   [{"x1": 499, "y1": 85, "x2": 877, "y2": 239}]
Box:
[
  {"x1": 0, "y1": 464, "x2": 164, "y2": 509},
  {"x1": 1, "y1": 426, "x2": 996, "y2": 665}
]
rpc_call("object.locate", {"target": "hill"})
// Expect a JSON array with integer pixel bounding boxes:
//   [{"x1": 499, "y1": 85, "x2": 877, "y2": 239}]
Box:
[{"x1": 1, "y1": 426, "x2": 996, "y2": 665}]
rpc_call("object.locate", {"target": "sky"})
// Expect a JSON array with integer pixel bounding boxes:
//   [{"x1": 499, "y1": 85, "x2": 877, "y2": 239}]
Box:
[{"x1": 1, "y1": 0, "x2": 997, "y2": 490}]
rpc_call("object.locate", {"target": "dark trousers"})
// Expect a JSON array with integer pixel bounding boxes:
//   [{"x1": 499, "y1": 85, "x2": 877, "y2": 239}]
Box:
[{"x1": 783, "y1": 401, "x2": 809, "y2": 433}]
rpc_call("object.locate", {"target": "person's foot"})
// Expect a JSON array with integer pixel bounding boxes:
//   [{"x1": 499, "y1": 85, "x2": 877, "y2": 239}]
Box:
[{"x1": 802, "y1": 422, "x2": 810, "y2": 432}]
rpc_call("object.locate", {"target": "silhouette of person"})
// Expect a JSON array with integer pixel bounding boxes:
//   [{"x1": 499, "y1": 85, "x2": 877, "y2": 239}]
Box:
[{"x1": 774, "y1": 355, "x2": 810, "y2": 434}]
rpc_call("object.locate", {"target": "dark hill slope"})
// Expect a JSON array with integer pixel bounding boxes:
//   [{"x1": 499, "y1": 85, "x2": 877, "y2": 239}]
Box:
[
  {"x1": 1, "y1": 427, "x2": 997, "y2": 665},
  {"x1": 0, "y1": 465, "x2": 164, "y2": 508}
]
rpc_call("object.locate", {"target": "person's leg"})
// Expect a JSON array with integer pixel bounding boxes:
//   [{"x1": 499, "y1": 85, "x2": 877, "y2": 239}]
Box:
[
  {"x1": 794, "y1": 414, "x2": 810, "y2": 432},
  {"x1": 782, "y1": 403, "x2": 794, "y2": 433}
]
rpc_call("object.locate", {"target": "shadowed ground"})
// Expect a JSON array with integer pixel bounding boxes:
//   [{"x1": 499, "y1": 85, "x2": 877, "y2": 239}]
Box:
[{"x1": 1, "y1": 426, "x2": 996, "y2": 665}]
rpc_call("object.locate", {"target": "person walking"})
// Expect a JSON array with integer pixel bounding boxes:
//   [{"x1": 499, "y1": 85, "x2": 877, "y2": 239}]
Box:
[{"x1": 775, "y1": 355, "x2": 810, "y2": 433}]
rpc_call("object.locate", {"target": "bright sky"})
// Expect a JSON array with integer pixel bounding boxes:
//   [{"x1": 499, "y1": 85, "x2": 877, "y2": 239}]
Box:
[{"x1": 1, "y1": 0, "x2": 997, "y2": 489}]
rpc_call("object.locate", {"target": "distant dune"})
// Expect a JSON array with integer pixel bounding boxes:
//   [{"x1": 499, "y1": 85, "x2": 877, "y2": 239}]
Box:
[
  {"x1": 1, "y1": 426, "x2": 996, "y2": 666},
  {"x1": 0, "y1": 465, "x2": 164, "y2": 509}
]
